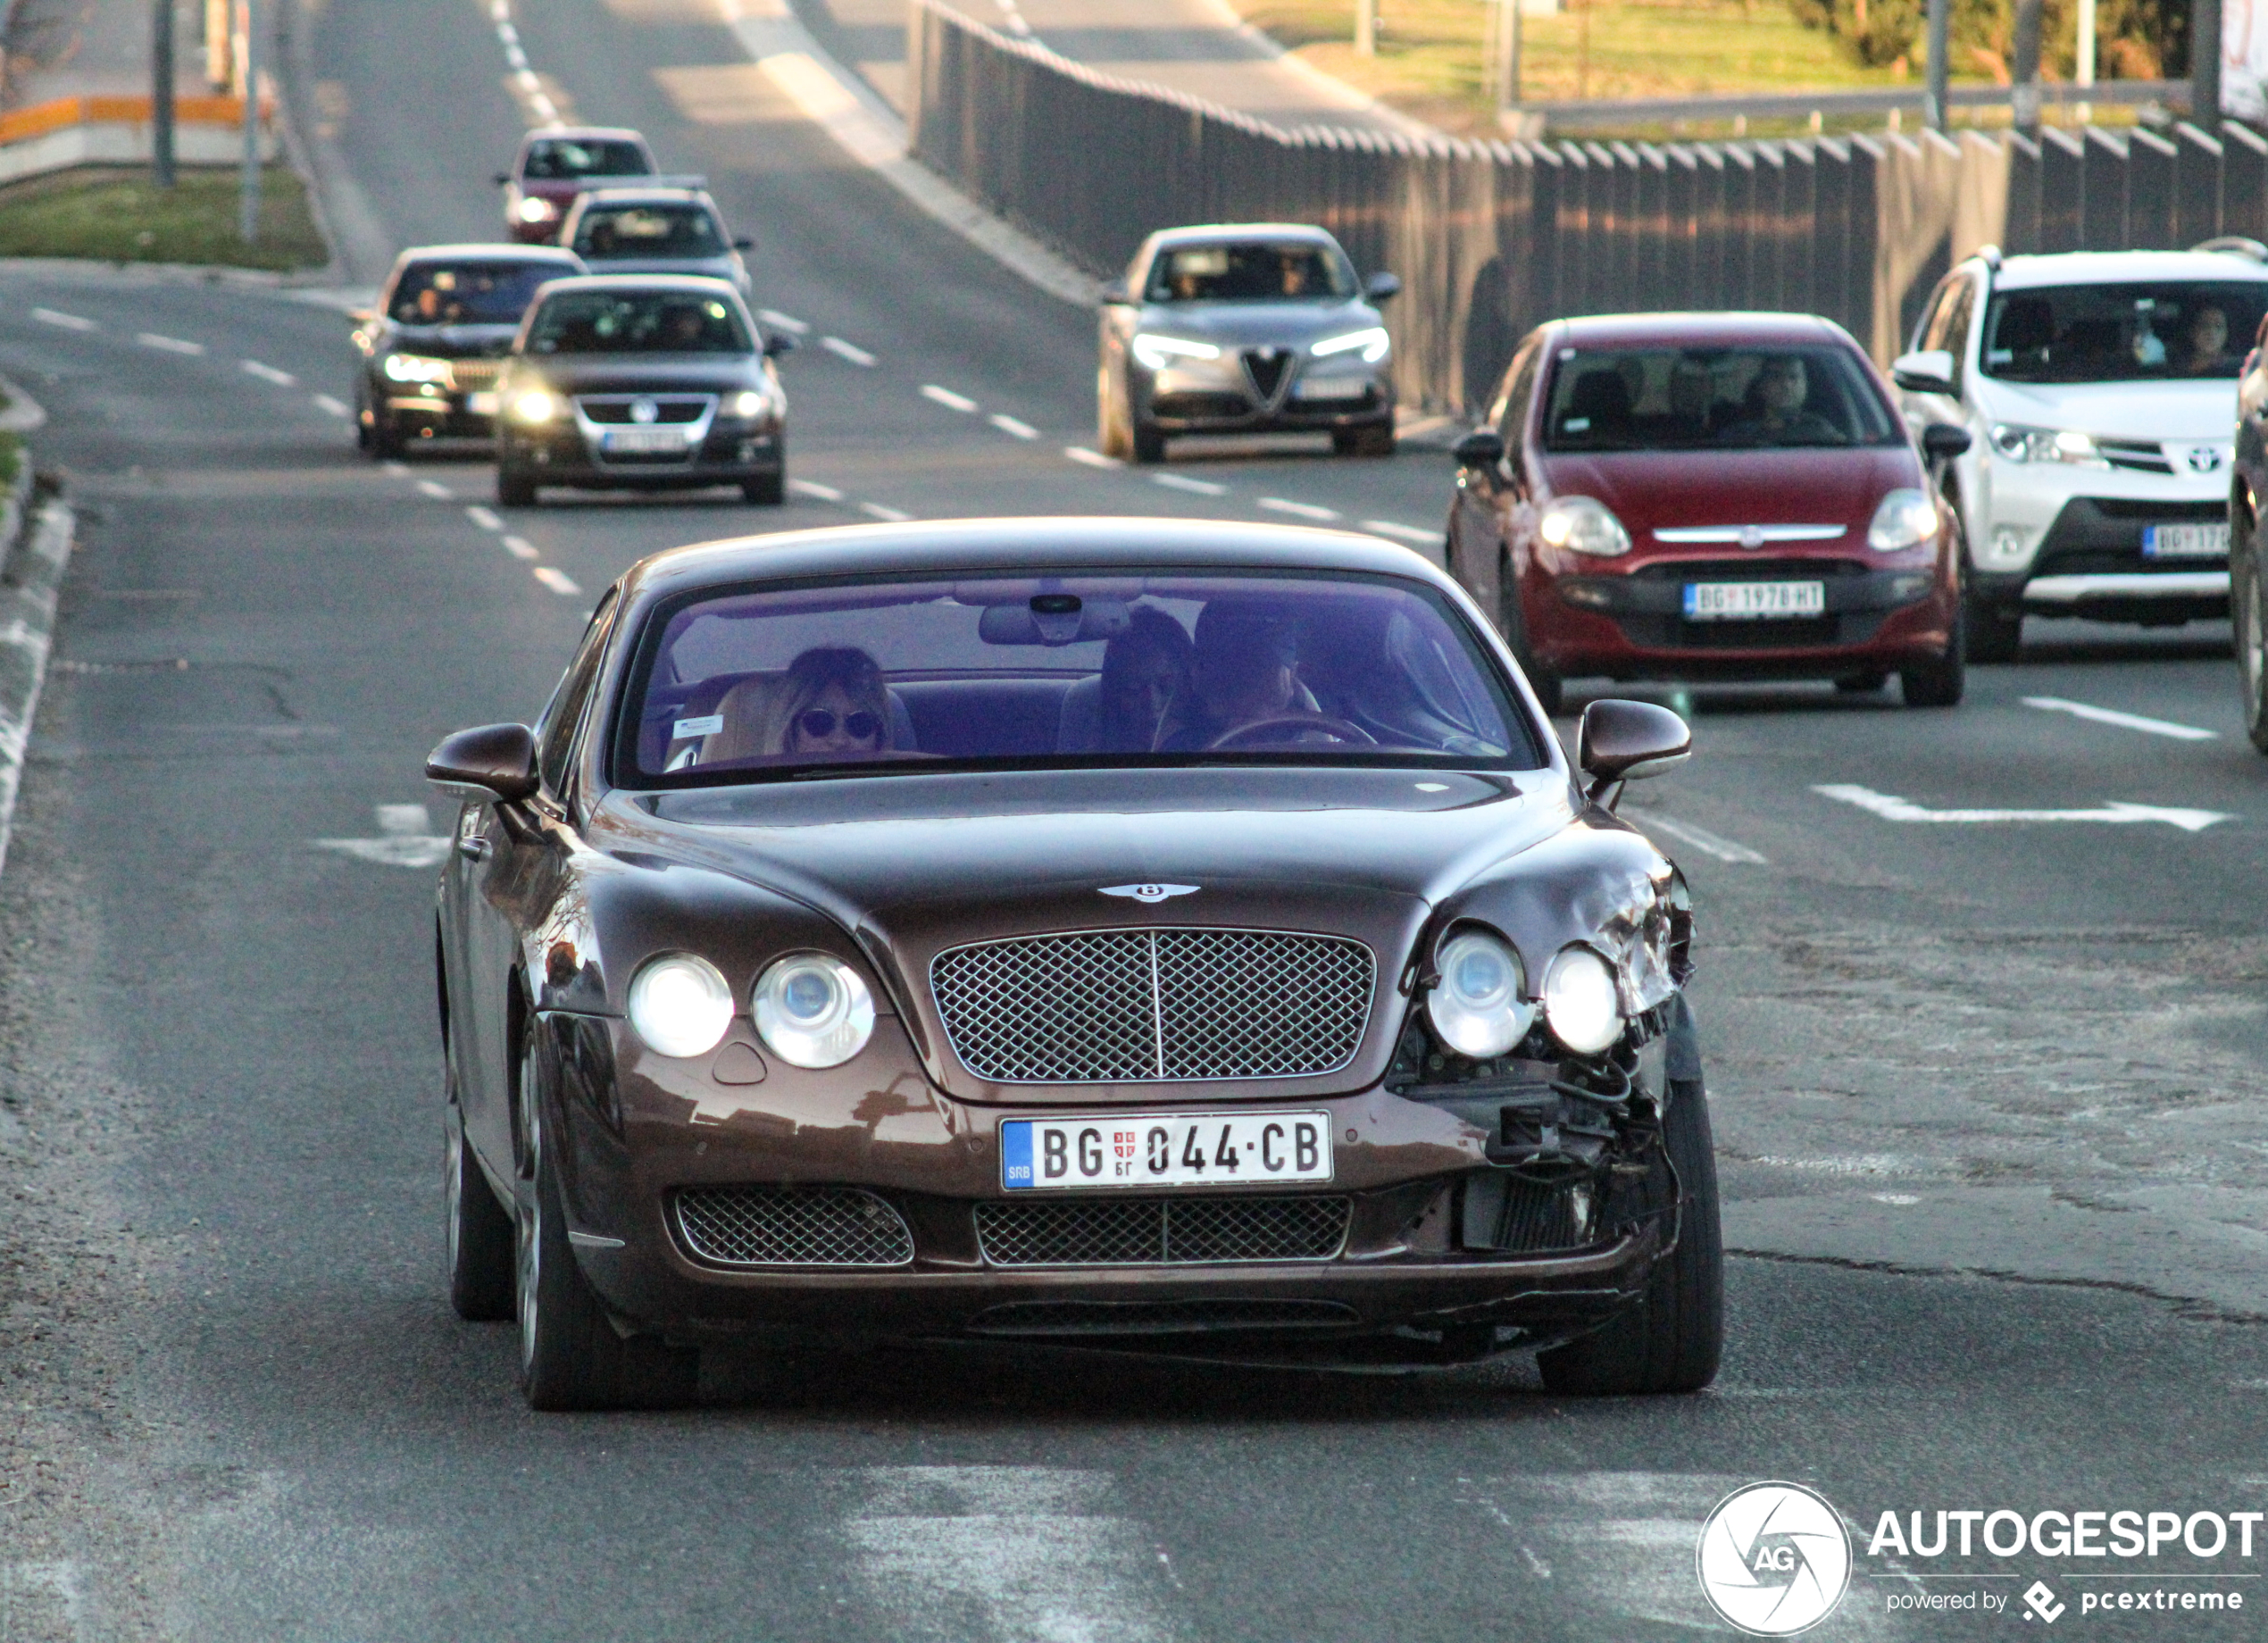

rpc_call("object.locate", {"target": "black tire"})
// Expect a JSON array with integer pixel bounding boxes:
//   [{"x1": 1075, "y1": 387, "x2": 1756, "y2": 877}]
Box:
[
  {"x1": 1130, "y1": 421, "x2": 1167, "y2": 464},
  {"x1": 496, "y1": 468, "x2": 538, "y2": 508},
  {"x1": 1833, "y1": 671, "x2": 1888, "y2": 694},
  {"x1": 741, "y1": 471, "x2": 785, "y2": 505},
  {"x1": 445, "y1": 1080, "x2": 514, "y2": 1322},
  {"x1": 514, "y1": 1042, "x2": 698, "y2": 1411},
  {"x1": 1498, "y1": 556, "x2": 1563, "y2": 716},
  {"x1": 369, "y1": 415, "x2": 404, "y2": 461},
  {"x1": 2236, "y1": 533, "x2": 2268, "y2": 754},
  {"x1": 1900, "y1": 602, "x2": 1966, "y2": 707},
  {"x1": 1964, "y1": 592, "x2": 2022, "y2": 663},
  {"x1": 1537, "y1": 1072, "x2": 1724, "y2": 1396},
  {"x1": 1332, "y1": 424, "x2": 1397, "y2": 457}
]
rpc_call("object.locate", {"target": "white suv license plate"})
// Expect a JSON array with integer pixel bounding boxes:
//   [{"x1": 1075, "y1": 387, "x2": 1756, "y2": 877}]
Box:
[
  {"x1": 1001, "y1": 1112, "x2": 1333, "y2": 1191},
  {"x1": 1683, "y1": 580, "x2": 1826, "y2": 621},
  {"x1": 603, "y1": 426, "x2": 688, "y2": 454},
  {"x1": 2142, "y1": 523, "x2": 2229, "y2": 559}
]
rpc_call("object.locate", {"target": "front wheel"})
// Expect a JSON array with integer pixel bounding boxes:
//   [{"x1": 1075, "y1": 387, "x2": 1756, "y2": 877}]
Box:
[
  {"x1": 1130, "y1": 421, "x2": 1167, "y2": 464},
  {"x1": 2237, "y1": 537, "x2": 2268, "y2": 754},
  {"x1": 1900, "y1": 603, "x2": 1966, "y2": 707},
  {"x1": 1499, "y1": 557, "x2": 1563, "y2": 716},
  {"x1": 1537, "y1": 1071, "x2": 1723, "y2": 1396},
  {"x1": 741, "y1": 471, "x2": 785, "y2": 505},
  {"x1": 496, "y1": 468, "x2": 538, "y2": 508}
]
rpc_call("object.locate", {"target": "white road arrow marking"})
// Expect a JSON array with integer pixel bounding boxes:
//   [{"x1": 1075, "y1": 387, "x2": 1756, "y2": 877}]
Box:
[
  {"x1": 1814, "y1": 783, "x2": 2232, "y2": 832},
  {"x1": 316, "y1": 804, "x2": 451, "y2": 867}
]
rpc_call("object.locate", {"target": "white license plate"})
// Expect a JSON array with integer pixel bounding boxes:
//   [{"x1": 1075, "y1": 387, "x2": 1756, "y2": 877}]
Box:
[
  {"x1": 603, "y1": 426, "x2": 688, "y2": 454},
  {"x1": 1683, "y1": 580, "x2": 1826, "y2": 621},
  {"x1": 1001, "y1": 1112, "x2": 1332, "y2": 1191},
  {"x1": 2142, "y1": 522, "x2": 2229, "y2": 559},
  {"x1": 467, "y1": 391, "x2": 498, "y2": 416}
]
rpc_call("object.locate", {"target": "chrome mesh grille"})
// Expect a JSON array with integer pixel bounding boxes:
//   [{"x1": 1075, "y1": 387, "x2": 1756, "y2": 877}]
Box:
[
  {"x1": 672, "y1": 1186, "x2": 913, "y2": 1267},
  {"x1": 931, "y1": 929, "x2": 1374, "y2": 1083},
  {"x1": 447, "y1": 358, "x2": 502, "y2": 391},
  {"x1": 974, "y1": 1195, "x2": 1351, "y2": 1266}
]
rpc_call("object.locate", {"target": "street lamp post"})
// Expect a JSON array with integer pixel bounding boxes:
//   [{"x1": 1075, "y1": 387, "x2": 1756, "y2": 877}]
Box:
[{"x1": 238, "y1": 0, "x2": 260, "y2": 243}]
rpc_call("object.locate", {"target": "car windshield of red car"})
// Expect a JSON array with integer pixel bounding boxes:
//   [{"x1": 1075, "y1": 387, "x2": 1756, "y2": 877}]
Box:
[
  {"x1": 521, "y1": 138, "x2": 650, "y2": 179},
  {"x1": 1542, "y1": 346, "x2": 1900, "y2": 452},
  {"x1": 526, "y1": 291, "x2": 750, "y2": 354},
  {"x1": 574, "y1": 205, "x2": 724, "y2": 260},
  {"x1": 1980, "y1": 281, "x2": 2268, "y2": 383},
  {"x1": 1146, "y1": 243, "x2": 1356, "y2": 303},
  {"x1": 620, "y1": 572, "x2": 1542, "y2": 782},
  {"x1": 389, "y1": 262, "x2": 562, "y2": 326}
]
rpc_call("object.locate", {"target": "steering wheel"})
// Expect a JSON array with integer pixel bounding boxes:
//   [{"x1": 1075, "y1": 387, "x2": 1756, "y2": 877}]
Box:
[{"x1": 1205, "y1": 713, "x2": 1379, "y2": 751}]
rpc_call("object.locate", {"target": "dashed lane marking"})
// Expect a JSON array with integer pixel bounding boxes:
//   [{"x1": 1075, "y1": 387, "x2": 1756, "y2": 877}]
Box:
[
  {"x1": 1635, "y1": 813, "x2": 1768, "y2": 864},
  {"x1": 1153, "y1": 473, "x2": 1227, "y2": 496},
  {"x1": 759, "y1": 307, "x2": 811, "y2": 335},
  {"x1": 821, "y1": 336, "x2": 878, "y2": 366},
  {"x1": 532, "y1": 566, "x2": 581, "y2": 595},
  {"x1": 502, "y1": 535, "x2": 538, "y2": 560},
  {"x1": 1064, "y1": 446, "x2": 1121, "y2": 470},
  {"x1": 2022, "y1": 695, "x2": 2218, "y2": 741},
  {"x1": 312, "y1": 394, "x2": 351, "y2": 417},
  {"x1": 788, "y1": 479, "x2": 844, "y2": 502},
  {"x1": 1363, "y1": 518, "x2": 1438, "y2": 546},
  {"x1": 1814, "y1": 783, "x2": 2232, "y2": 832},
  {"x1": 465, "y1": 505, "x2": 503, "y2": 531},
  {"x1": 1258, "y1": 496, "x2": 1338, "y2": 521},
  {"x1": 31, "y1": 307, "x2": 96, "y2": 331},
  {"x1": 137, "y1": 332, "x2": 204, "y2": 354},
  {"x1": 415, "y1": 480, "x2": 452, "y2": 499},
  {"x1": 382, "y1": 460, "x2": 409, "y2": 477},
  {"x1": 859, "y1": 501, "x2": 913, "y2": 521},
  {"x1": 921, "y1": 384, "x2": 980, "y2": 413},
  {"x1": 988, "y1": 413, "x2": 1038, "y2": 439},
  {"x1": 240, "y1": 359, "x2": 295, "y2": 385}
]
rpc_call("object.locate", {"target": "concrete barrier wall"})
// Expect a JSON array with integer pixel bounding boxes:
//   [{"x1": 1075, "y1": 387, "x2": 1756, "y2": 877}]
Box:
[{"x1": 905, "y1": 0, "x2": 2268, "y2": 413}]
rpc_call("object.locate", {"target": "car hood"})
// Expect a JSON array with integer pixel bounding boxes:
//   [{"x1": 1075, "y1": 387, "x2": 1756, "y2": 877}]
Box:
[
  {"x1": 385, "y1": 323, "x2": 521, "y2": 357},
  {"x1": 1538, "y1": 446, "x2": 1922, "y2": 543},
  {"x1": 502, "y1": 354, "x2": 761, "y2": 393},
  {"x1": 1972, "y1": 376, "x2": 2240, "y2": 441},
  {"x1": 1132, "y1": 299, "x2": 1386, "y2": 351}
]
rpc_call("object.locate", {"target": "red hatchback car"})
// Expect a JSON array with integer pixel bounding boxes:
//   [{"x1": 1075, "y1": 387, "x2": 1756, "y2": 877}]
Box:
[{"x1": 1446, "y1": 313, "x2": 1969, "y2": 713}]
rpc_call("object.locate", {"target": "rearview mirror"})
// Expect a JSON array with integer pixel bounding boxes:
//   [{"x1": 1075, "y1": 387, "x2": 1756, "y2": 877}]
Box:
[
  {"x1": 1363, "y1": 271, "x2": 1402, "y2": 302},
  {"x1": 427, "y1": 722, "x2": 538, "y2": 803},
  {"x1": 1921, "y1": 422, "x2": 1972, "y2": 460},
  {"x1": 1890, "y1": 349, "x2": 1955, "y2": 395},
  {"x1": 763, "y1": 331, "x2": 798, "y2": 356},
  {"x1": 1452, "y1": 428, "x2": 1505, "y2": 469},
  {"x1": 1577, "y1": 699, "x2": 1690, "y2": 804}
]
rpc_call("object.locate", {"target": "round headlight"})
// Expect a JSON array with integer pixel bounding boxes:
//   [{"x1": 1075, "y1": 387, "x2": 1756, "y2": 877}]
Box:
[
  {"x1": 753, "y1": 954, "x2": 874, "y2": 1069},
  {"x1": 732, "y1": 388, "x2": 765, "y2": 418},
  {"x1": 514, "y1": 196, "x2": 557, "y2": 223},
  {"x1": 1427, "y1": 929, "x2": 1535, "y2": 1059},
  {"x1": 626, "y1": 954, "x2": 735, "y2": 1059},
  {"x1": 511, "y1": 389, "x2": 557, "y2": 423},
  {"x1": 1542, "y1": 946, "x2": 1622, "y2": 1055}
]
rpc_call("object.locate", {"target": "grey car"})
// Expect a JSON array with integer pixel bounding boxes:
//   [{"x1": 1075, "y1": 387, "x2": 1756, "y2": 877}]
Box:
[
  {"x1": 1098, "y1": 223, "x2": 1401, "y2": 463},
  {"x1": 558, "y1": 186, "x2": 754, "y2": 299}
]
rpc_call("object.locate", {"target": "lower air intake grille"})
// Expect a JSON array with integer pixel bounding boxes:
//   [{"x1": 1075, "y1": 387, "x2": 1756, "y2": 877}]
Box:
[
  {"x1": 966, "y1": 1298, "x2": 1359, "y2": 1335},
  {"x1": 673, "y1": 1186, "x2": 914, "y2": 1267},
  {"x1": 974, "y1": 1195, "x2": 1351, "y2": 1266}
]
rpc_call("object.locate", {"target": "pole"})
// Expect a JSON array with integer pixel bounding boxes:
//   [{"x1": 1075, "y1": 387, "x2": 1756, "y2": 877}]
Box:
[
  {"x1": 1493, "y1": 0, "x2": 1522, "y2": 113},
  {"x1": 1355, "y1": 0, "x2": 1374, "y2": 57},
  {"x1": 1924, "y1": 0, "x2": 1949, "y2": 131},
  {"x1": 153, "y1": 0, "x2": 176, "y2": 187},
  {"x1": 2012, "y1": 0, "x2": 2044, "y2": 133},
  {"x1": 2076, "y1": 0, "x2": 2096, "y2": 121},
  {"x1": 2194, "y1": 0, "x2": 2222, "y2": 124},
  {"x1": 238, "y1": 0, "x2": 259, "y2": 243}
]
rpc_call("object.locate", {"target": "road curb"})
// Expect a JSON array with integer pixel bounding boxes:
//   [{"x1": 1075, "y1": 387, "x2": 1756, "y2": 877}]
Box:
[
  {"x1": 0, "y1": 371, "x2": 48, "y2": 434},
  {"x1": 0, "y1": 496, "x2": 76, "y2": 882}
]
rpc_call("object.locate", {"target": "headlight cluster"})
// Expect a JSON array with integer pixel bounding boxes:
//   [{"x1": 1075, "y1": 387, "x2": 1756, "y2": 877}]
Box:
[
  {"x1": 511, "y1": 389, "x2": 560, "y2": 424},
  {"x1": 1866, "y1": 488, "x2": 1939, "y2": 553},
  {"x1": 1989, "y1": 423, "x2": 2108, "y2": 468},
  {"x1": 514, "y1": 196, "x2": 559, "y2": 224},
  {"x1": 626, "y1": 952, "x2": 874, "y2": 1068},
  {"x1": 1311, "y1": 326, "x2": 1390, "y2": 363},
  {"x1": 383, "y1": 354, "x2": 452, "y2": 385},
  {"x1": 731, "y1": 389, "x2": 767, "y2": 419},
  {"x1": 1536, "y1": 495, "x2": 1632, "y2": 557},
  {"x1": 1425, "y1": 928, "x2": 1628, "y2": 1058},
  {"x1": 1130, "y1": 333, "x2": 1220, "y2": 371}
]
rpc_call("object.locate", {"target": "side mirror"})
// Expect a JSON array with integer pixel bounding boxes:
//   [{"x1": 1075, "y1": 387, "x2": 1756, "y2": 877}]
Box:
[
  {"x1": 1452, "y1": 427, "x2": 1505, "y2": 470},
  {"x1": 1363, "y1": 271, "x2": 1402, "y2": 302},
  {"x1": 1577, "y1": 699, "x2": 1690, "y2": 804},
  {"x1": 427, "y1": 722, "x2": 538, "y2": 803},
  {"x1": 732, "y1": 237, "x2": 754, "y2": 250},
  {"x1": 1921, "y1": 422, "x2": 1972, "y2": 460},
  {"x1": 493, "y1": 172, "x2": 512, "y2": 188},
  {"x1": 1890, "y1": 348, "x2": 1955, "y2": 394},
  {"x1": 1099, "y1": 279, "x2": 1133, "y2": 307},
  {"x1": 763, "y1": 331, "x2": 797, "y2": 356}
]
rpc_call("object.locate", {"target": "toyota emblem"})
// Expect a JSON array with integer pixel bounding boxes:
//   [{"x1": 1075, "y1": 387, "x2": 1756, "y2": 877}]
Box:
[{"x1": 2185, "y1": 445, "x2": 2226, "y2": 473}]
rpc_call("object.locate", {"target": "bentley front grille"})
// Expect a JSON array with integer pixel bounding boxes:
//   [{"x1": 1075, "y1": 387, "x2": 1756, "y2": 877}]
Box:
[
  {"x1": 672, "y1": 1185, "x2": 914, "y2": 1267},
  {"x1": 974, "y1": 1194, "x2": 1352, "y2": 1266},
  {"x1": 930, "y1": 928, "x2": 1374, "y2": 1083}
]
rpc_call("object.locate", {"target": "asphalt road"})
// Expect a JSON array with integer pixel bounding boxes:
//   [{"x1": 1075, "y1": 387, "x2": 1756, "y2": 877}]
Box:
[{"x1": 0, "y1": 1, "x2": 2266, "y2": 1638}]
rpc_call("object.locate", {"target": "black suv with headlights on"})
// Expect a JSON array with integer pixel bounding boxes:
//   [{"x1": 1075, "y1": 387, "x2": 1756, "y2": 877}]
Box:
[
  {"x1": 493, "y1": 275, "x2": 795, "y2": 507},
  {"x1": 352, "y1": 244, "x2": 586, "y2": 456}
]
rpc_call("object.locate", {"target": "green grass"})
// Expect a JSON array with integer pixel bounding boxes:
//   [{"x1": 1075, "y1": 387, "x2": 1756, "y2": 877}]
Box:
[
  {"x1": 0, "y1": 432, "x2": 20, "y2": 490},
  {"x1": 0, "y1": 164, "x2": 326, "y2": 271}
]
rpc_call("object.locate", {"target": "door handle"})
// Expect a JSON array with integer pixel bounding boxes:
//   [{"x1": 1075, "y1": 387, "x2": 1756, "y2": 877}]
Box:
[{"x1": 457, "y1": 836, "x2": 489, "y2": 861}]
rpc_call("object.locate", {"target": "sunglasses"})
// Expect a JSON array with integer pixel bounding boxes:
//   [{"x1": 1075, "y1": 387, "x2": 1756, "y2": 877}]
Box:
[{"x1": 796, "y1": 709, "x2": 882, "y2": 741}]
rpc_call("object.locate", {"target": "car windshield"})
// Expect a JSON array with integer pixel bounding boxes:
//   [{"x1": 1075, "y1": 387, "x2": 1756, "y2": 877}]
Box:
[
  {"x1": 617, "y1": 571, "x2": 1541, "y2": 783},
  {"x1": 521, "y1": 138, "x2": 650, "y2": 180},
  {"x1": 1979, "y1": 281, "x2": 2268, "y2": 382},
  {"x1": 1541, "y1": 345, "x2": 1902, "y2": 451},
  {"x1": 574, "y1": 204, "x2": 723, "y2": 259},
  {"x1": 526, "y1": 290, "x2": 751, "y2": 354},
  {"x1": 388, "y1": 262, "x2": 563, "y2": 325},
  {"x1": 1146, "y1": 241, "x2": 1356, "y2": 303}
]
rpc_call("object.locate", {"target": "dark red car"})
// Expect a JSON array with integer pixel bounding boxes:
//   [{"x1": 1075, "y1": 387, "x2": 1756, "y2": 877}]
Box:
[
  {"x1": 1446, "y1": 313, "x2": 1970, "y2": 713},
  {"x1": 496, "y1": 127, "x2": 658, "y2": 245}
]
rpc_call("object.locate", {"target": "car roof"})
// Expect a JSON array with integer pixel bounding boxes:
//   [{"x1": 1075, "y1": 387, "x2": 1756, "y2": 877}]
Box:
[
  {"x1": 519, "y1": 126, "x2": 648, "y2": 148},
  {"x1": 1980, "y1": 248, "x2": 2268, "y2": 288},
  {"x1": 1548, "y1": 312, "x2": 1848, "y2": 349},
  {"x1": 1146, "y1": 222, "x2": 1345, "y2": 250},
  {"x1": 530, "y1": 273, "x2": 746, "y2": 296},
  {"x1": 616, "y1": 518, "x2": 1457, "y2": 612},
  {"x1": 393, "y1": 243, "x2": 584, "y2": 266}
]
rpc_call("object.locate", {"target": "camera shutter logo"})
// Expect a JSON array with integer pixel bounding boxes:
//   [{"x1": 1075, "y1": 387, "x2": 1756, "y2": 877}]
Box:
[{"x1": 1696, "y1": 1481, "x2": 1851, "y2": 1635}]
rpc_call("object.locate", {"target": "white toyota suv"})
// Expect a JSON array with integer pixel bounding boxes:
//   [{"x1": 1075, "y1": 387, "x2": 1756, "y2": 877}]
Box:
[{"x1": 1891, "y1": 247, "x2": 2268, "y2": 660}]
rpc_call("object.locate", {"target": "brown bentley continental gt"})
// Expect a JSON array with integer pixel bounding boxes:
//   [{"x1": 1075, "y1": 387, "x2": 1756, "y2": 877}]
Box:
[{"x1": 427, "y1": 518, "x2": 1719, "y2": 1409}]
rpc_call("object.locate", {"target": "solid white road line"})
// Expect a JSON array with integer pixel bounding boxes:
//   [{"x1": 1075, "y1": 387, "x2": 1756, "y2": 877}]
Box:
[
  {"x1": 1363, "y1": 519, "x2": 1438, "y2": 546},
  {"x1": 758, "y1": 307, "x2": 811, "y2": 335},
  {"x1": 1063, "y1": 446, "x2": 1121, "y2": 470},
  {"x1": 31, "y1": 308, "x2": 96, "y2": 331},
  {"x1": 1258, "y1": 496, "x2": 1338, "y2": 521},
  {"x1": 465, "y1": 505, "x2": 503, "y2": 530},
  {"x1": 1153, "y1": 473, "x2": 1227, "y2": 496},
  {"x1": 312, "y1": 395, "x2": 351, "y2": 417},
  {"x1": 921, "y1": 384, "x2": 980, "y2": 413},
  {"x1": 2022, "y1": 696, "x2": 2217, "y2": 742},
  {"x1": 533, "y1": 566, "x2": 580, "y2": 595},
  {"x1": 859, "y1": 501, "x2": 913, "y2": 521},
  {"x1": 1638, "y1": 813, "x2": 1768, "y2": 864},
  {"x1": 988, "y1": 413, "x2": 1038, "y2": 439},
  {"x1": 137, "y1": 332, "x2": 204, "y2": 354},
  {"x1": 240, "y1": 360, "x2": 296, "y2": 385},
  {"x1": 415, "y1": 480, "x2": 452, "y2": 499},
  {"x1": 788, "y1": 479, "x2": 845, "y2": 502},
  {"x1": 821, "y1": 336, "x2": 878, "y2": 366},
  {"x1": 502, "y1": 536, "x2": 539, "y2": 561},
  {"x1": 1814, "y1": 783, "x2": 2231, "y2": 832}
]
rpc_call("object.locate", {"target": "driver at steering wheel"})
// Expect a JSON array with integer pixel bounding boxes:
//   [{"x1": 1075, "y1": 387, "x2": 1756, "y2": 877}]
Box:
[{"x1": 1154, "y1": 602, "x2": 1303, "y2": 750}]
